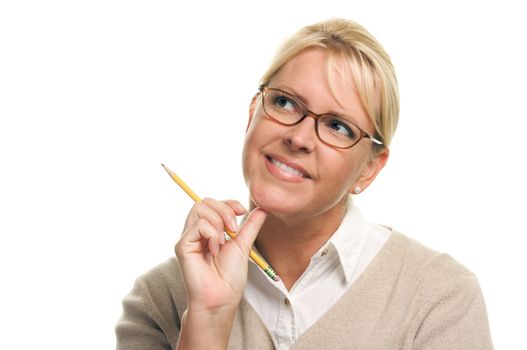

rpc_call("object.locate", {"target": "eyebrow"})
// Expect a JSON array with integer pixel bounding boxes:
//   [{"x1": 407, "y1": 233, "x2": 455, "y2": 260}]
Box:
[
  {"x1": 272, "y1": 85, "x2": 309, "y2": 105},
  {"x1": 271, "y1": 85, "x2": 361, "y2": 125}
]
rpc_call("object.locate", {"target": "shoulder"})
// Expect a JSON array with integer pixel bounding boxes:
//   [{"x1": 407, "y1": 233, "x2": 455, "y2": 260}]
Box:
[
  {"x1": 137, "y1": 257, "x2": 184, "y2": 288},
  {"x1": 135, "y1": 257, "x2": 188, "y2": 311},
  {"x1": 129, "y1": 258, "x2": 187, "y2": 327},
  {"x1": 383, "y1": 232, "x2": 493, "y2": 348},
  {"x1": 387, "y1": 231, "x2": 475, "y2": 281},
  {"x1": 116, "y1": 257, "x2": 187, "y2": 349},
  {"x1": 374, "y1": 230, "x2": 484, "y2": 308},
  {"x1": 385, "y1": 231, "x2": 488, "y2": 321}
]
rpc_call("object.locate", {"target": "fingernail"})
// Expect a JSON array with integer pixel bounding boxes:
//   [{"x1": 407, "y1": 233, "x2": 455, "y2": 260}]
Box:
[{"x1": 231, "y1": 219, "x2": 239, "y2": 232}]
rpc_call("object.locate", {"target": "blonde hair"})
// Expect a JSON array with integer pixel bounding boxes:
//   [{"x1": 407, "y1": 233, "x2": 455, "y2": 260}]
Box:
[{"x1": 260, "y1": 18, "x2": 399, "y2": 150}]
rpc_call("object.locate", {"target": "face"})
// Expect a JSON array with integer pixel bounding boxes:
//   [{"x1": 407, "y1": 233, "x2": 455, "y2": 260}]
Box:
[{"x1": 242, "y1": 48, "x2": 387, "y2": 220}]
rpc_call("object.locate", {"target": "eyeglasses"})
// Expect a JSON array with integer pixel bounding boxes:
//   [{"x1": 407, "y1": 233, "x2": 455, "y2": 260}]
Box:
[{"x1": 259, "y1": 86, "x2": 383, "y2": 149}]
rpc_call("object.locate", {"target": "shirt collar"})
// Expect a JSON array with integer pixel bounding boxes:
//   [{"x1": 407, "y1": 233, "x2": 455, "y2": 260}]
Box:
[
  {"x1": 250, "y1": 196, "x2": 374, "y2": 284},
  {"x1": 312, "y1": 196, "x2": 371, "y2": 282}
]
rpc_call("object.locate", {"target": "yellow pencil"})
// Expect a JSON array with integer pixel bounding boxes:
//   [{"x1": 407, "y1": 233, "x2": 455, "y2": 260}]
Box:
[{"x1": 161, "y1": 163, "x2": 280, "y2": 282}]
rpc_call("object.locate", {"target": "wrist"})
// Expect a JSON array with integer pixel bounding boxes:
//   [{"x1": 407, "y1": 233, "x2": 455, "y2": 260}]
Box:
[
  {"x1": 186, "y1": 303, "x2": 238, "y2": 323},
  {"x1": 177, "y1": 306, "x2": 238, "y2": 350}
]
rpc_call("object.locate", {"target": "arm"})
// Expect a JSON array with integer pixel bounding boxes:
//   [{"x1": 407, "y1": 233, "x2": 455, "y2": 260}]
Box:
[
  {"x1": 115, "y1": 278, "x2": 172, "y2": 350},
  {"x1": 174, "y1": 200, "x2": 268, "y2": 350},
  {"x1": 413, "y1": 274, "x2": 493, "y2": 350},
  {"x1": 116, "y1": 200, "x2": 267, "y2": 350}
]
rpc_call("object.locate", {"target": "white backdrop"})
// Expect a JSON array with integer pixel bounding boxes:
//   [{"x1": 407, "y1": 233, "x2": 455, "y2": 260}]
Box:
[{"x1": 1, "y1": 1, "x2": 526, "y2": 348}]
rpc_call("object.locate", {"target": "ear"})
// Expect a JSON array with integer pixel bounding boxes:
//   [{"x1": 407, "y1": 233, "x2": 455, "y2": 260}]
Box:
[
  {"x1": 246, "y1": 94, "x2": 259, "y2": 132},
  {"x1": 349, "y1": 148, "x2": 389, "y2": 194}
]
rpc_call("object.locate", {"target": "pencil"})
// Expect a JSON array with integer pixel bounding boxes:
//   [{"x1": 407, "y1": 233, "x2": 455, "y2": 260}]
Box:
[{"x1": 161, "y1": 163, "x2": 280, "y2": 282}]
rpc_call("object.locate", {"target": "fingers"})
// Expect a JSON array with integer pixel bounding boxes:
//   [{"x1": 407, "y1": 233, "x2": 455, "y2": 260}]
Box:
[
  {"x1": 235, "y1": 208, "x2": 268, "y2": 255},
  {"x1": 178, "y1": 198, "x2": 247, "y2": 256},
  {"x1": 223, "y1": 199, "x2": 247, "y2": 216},
  {"x1": 200, "y1": 198, "x2": 246, "y2": 234},
  {"x1": 195, "y1": 218, "x2": 221, "y2": 256}
]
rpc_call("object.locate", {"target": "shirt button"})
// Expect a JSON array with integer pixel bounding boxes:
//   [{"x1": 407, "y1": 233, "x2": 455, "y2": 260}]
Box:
[
  {"x1": 321, "y1": 248, "x2": 329, "y2": 257},
  {"x1": 284, "y1": 298, "x2": 291, "y2": 306}
]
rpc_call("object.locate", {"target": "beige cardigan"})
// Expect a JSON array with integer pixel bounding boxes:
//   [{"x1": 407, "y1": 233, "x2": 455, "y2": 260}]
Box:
[{"x1": 115, "y1": 232, "x2": 493, "y2": 349}]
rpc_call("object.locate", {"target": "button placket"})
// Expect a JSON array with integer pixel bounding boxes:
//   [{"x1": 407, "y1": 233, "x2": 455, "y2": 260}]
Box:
[{"x1": 276, "y1": 294, "x2": 295, "y2": 348}]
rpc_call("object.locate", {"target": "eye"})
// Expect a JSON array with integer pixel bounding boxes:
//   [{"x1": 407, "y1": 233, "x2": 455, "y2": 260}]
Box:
[
  {"x1": 323, "y1": 117, "x2": 357, "y2": 140},
  {"x1": 270, "y1": 93, "x2": 298, "y2": 113}
]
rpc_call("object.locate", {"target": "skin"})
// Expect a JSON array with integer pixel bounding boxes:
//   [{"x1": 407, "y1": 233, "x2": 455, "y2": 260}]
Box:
[
  {"x1": 175, "y1": 47, "x2": 388, "y2": 349},
  {"x1": 176, "y1": 199, "x2": 268, "y2": 350},
  {"x1": 243, "y1": 48, "x2": 388, "y2": 289}
]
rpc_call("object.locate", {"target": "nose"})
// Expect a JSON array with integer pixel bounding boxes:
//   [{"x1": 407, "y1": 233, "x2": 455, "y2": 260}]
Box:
[{"x1": 283, "y1": 115, "x2": 317, "y2": 152}]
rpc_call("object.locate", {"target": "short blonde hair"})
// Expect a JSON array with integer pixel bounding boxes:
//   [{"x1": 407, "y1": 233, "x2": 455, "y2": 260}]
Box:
[{"x1": 260, "y1": 18, "x2": 399, "y2": 150}]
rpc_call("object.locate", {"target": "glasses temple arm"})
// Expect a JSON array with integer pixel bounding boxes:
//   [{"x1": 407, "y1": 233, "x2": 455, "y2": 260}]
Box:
[{"x1": 367, "y1": 134, "x2": 384, "y2": 145}]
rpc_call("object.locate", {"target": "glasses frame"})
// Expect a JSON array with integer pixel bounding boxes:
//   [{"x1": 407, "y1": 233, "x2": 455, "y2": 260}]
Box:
[{"x1": 259, "y1": 86, "x2": 383, "y2": 149}]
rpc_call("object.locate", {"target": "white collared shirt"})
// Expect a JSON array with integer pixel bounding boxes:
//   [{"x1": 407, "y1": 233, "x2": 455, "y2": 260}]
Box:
[{"x1": 243, "y1": 199, "x2": 391, "y2": 350}]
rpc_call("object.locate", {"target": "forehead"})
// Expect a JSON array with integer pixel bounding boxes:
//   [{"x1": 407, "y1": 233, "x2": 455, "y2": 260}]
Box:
[{"x1": 268, "y1": 48, "x2": 368, "y2": 124}]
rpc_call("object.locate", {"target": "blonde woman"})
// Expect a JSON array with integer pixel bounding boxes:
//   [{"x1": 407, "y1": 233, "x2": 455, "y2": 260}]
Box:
[{"x1": 116, "y1": 18, "x2": 493, "y2": 349}]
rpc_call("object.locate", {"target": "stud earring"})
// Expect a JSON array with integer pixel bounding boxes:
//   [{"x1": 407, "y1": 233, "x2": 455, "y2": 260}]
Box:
[{"x1": 353, "y1": 186, "x2": 362, "y2": 194}]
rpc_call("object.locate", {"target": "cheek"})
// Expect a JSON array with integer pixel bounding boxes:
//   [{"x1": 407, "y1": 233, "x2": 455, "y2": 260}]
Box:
[
  {"x1": 244, "y1": 116, "x2": 277, "y2": 153},
  {"x1": 318, "y1": 152, "x2": 365, "y2": 193},
  {"x1": 242, "y1": 120, "x2": 265, "y2": 180},
  {"x1": 241, "y1": 136, "x2": 253, "y2": 182}
]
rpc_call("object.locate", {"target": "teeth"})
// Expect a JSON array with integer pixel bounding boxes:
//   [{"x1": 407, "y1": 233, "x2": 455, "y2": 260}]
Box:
[{"x1": 270, "y1": 157, "x2": 306, "y2": 178}]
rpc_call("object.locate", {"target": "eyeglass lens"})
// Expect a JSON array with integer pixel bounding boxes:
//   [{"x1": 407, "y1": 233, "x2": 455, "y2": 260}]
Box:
[{"x1": 262, "y1": 89, "x2": 362, "y2": 148}]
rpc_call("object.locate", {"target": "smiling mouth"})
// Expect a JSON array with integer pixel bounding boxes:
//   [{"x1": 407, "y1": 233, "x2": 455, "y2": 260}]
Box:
[{"x1": 266, "y1": 156, "x2": 311, "y2": 179}]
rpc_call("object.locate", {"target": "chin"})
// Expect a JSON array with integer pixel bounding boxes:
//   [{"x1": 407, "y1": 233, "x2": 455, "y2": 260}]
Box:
[
  {"x1": 248, "y1": 184, "x2": 299, "y2": 216},
  {"x1": 249, "y1": 183, "x2": 350, "y2": 221}
]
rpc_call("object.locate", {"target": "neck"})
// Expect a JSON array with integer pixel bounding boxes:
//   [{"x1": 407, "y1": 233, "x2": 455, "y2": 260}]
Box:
[{"x1": 252, "y1": 197, "x2": 348, "y2": 290}]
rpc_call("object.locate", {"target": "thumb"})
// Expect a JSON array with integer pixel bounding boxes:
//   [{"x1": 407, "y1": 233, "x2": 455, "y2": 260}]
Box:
[{"x1": 235, "y1": 208, "x2": 268, "y2": 254}]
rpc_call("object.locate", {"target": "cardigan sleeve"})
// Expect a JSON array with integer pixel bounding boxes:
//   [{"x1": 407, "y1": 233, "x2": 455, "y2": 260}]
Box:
[
  {"x1": 115, "y1": 277, "x2": 175, "y2": 350},
  {"x1": 116, "y1": 258, "x2": 188, "y2": 349},
  {"x1": 412, "y1": 274, "x2": 493, "y2": 350}
]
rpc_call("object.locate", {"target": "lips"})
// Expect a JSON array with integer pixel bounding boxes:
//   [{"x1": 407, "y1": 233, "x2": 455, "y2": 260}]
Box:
[{"x1": 265, "y1": 155, "x2": 312, "y2": 179}]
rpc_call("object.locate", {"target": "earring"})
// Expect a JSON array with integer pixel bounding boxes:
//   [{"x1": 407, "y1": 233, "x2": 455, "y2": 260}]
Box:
[{"x1": 353, "y1": 186, "x2": 362, "y2": 194}]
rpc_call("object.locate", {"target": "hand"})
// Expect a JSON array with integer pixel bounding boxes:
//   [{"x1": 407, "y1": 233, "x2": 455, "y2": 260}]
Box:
[{"x1": 175, "y1": 198, "x2": 268, "y2": 314}]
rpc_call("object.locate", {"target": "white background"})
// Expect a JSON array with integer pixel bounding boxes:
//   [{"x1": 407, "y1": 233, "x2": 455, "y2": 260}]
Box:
[{"x1": 1, "y1": 0, "x2": 526, "y2": 348}]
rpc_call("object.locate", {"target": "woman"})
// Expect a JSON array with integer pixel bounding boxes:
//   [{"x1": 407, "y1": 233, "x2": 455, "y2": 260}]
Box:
[{"x1": 116, "y1": 18, "x2": 493, "y2": 349}]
